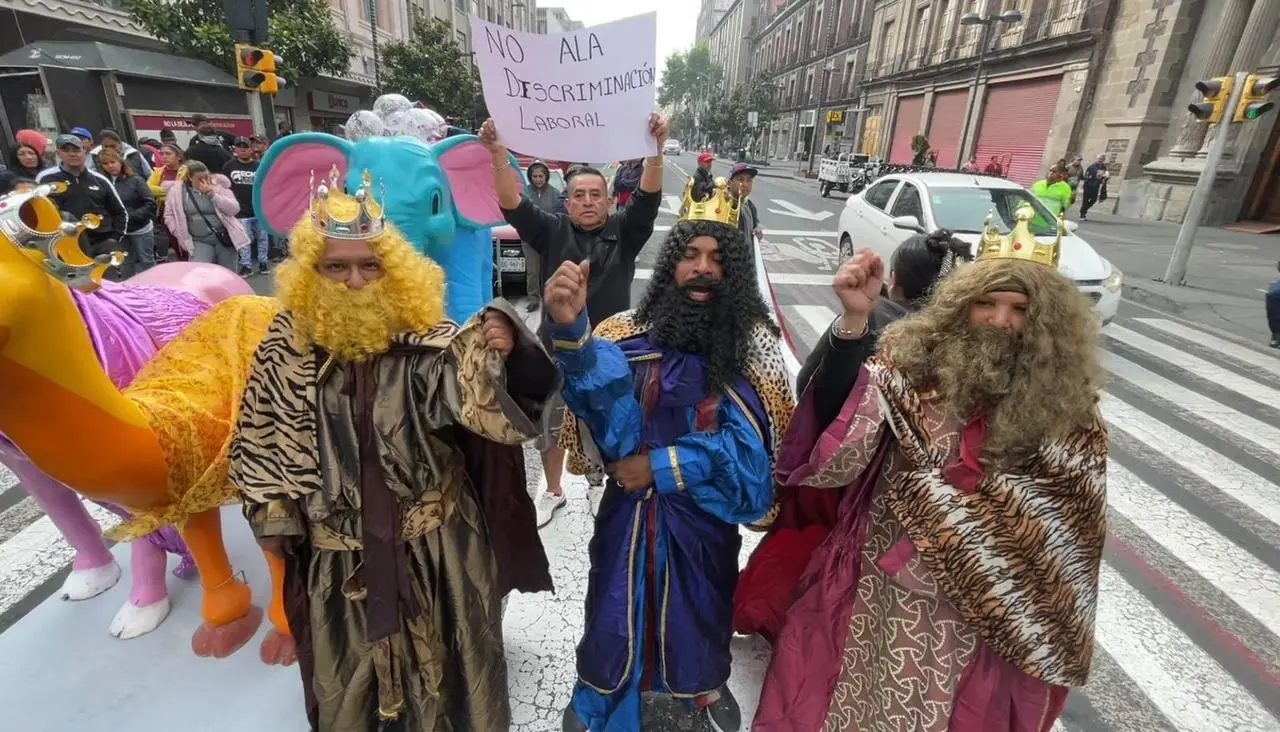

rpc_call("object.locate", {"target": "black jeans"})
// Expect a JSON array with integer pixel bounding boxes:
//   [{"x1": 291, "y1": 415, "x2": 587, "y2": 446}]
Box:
[{"x1": 1080, "y1": 185, "x2": 1101, "y2": 217}]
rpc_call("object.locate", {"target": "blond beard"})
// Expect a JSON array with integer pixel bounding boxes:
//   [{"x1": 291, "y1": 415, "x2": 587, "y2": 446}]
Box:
[{"x1": 289, "y1": 277, "x2": 408, "y2": 362}]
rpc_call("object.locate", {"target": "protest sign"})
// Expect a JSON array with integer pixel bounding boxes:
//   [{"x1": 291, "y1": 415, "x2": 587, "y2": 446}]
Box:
[{"x1": 469, "y1": 12, "x2": 658, "y2": 163}]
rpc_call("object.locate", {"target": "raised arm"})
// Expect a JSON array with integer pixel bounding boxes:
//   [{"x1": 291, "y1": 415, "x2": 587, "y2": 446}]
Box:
[{"x1": 637, "y1": 113, "x2": 669, "y2": 194}]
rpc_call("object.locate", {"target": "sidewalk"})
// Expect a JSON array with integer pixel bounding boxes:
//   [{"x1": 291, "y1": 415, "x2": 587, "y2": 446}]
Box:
[
  {"x1": 1075, "y1": 211, "x2": 1278, "y2": 342},
  {"x1": 712, "y1": 155, "x2": 795, "y2": 179}
]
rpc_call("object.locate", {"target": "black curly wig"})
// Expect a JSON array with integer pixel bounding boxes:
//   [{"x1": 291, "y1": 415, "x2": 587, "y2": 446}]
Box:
[{"x1": 635, "y1": 219, "x2": 780, "y2": 393}]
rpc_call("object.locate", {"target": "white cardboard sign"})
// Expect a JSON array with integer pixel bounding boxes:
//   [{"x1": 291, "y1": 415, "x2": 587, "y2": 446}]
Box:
[{"x1": 470, "y1": 12, "x2": 658, "y2": 163}]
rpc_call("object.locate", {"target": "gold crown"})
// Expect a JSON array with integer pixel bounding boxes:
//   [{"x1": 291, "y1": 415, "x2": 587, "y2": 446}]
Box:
[
  {"x1": 976, "y1": 205, "x2": 1064, "y2": 268},
  {"x1": 680, "y1": 176, "x2": 741, "y2": 228},
  {"x1": 0, "y1": 182, "x2": 127, "y2": 292},
  {"x1": 310, "y1": 166, "x2": 385, "y2": 240}
]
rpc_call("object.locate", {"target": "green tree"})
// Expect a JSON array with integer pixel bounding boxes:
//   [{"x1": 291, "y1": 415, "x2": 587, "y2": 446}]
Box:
[
  {"x1": 657, "y1": 43, "x2": 724, "y2": 117},
  {"x1": 381, "y1": 16, "x2": 480, "y2": 121},
  {"x1": 124, "y1": 0, "x2": 353, "y2": 80}
]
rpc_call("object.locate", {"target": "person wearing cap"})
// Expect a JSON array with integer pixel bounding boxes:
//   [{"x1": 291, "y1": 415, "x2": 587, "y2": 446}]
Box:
[
  {"x1": 69, "y1": 127, "x2": 94, "y2": 153},
  {"x1": 692, "y1": 151, "x2": 716, "y2": 202},
  {"x1": 222, "y1": 136, "x2": 269, "y2": 276},
  {"x1": 184, "y1": 120, "x2": 232, "y2": 173},
  {"x1": 190, "y1": 113, "x2": 235, "y2": 149},
  {"x1": 249, "y1": 135, "x2": 268, "y2": 161},
  {"x1": 728, "y1": 162, "x2": 764, "y2": 244},
  {"x1": 36, "y1": 133, "x2": 129, "y2": 257},
  {"x1": 87, "y1": 128, "x2": 153, "y2": 179}
]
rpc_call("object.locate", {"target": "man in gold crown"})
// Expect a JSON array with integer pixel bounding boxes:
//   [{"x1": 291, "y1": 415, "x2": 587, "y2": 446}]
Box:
[
  {"x1": 751, "y1": 206, "x2": 1108, "y2": 731},
  {"x1": 230, "y1": 168, "x2": 558, "y2": 731},
  {"x1": 544, "y1": 178, "x2": 795, "y2": 732}
]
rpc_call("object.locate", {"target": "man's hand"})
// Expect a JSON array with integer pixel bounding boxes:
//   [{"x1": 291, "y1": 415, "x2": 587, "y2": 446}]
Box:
[
  {"x1": 648, "y1": 113, "x2": 669, "y2": 148},
  {"x1": 833, "y1": 249, "x2": 884, "y2": 336},
  {"x1": 544, "y1": 260, "x2": 590, "y2": 326},
  {"x1": 478, "y1": 118, "x2": 506, "y2": 156},
  {"x1": 258, "y1": 535, "x2": 295, "y2": 559},
  {"x1": 610, "y1": 454, "x2": 653, "y2": 493},
  {"x1": 754, "y1": 227, "x2": 764, "y2": 242},
  {"x1": 481, "y1": 310, "x2": 516, "y2": 358}
]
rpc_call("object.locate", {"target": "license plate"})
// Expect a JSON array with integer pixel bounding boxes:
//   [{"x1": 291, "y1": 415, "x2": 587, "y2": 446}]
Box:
[{"x1": 499, "y1": 256, "x2": 524, "y2": 273}]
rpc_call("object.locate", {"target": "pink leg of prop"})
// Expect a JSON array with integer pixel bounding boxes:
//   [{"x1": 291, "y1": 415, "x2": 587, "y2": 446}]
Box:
[
  {"x1": 11, "y1": 459, "x2": 114, "y2": 571},
  {"x1": 127, "y1": 537, "x2": 170, "y2": 607}
]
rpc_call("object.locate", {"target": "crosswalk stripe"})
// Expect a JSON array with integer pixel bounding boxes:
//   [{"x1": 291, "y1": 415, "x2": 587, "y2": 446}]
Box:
[
  {"x1": 1106, "y1": 324, "x2": 1280, "y2": 409},
  {"x1": 792, "y1": 305, "x2": 836, "y2": 345},
  {"x1": 1104, "y1": 351, "x2": 1280, "y2": 458},
  {"x1": 1106, "y1": 459, "x2": 1280, "y2": 636},
  {"x1": 1094, "y1": 564, "x2": 1278, "y2": 732},
  {"x1": 1101, "y1": 394, "x2": 1280, "y2": 527},
  {"x1": 0, "y1": 505, "x2": 119, "y2": 617},
  {"x1": 1133, "y1": 318, "x2": 1280, "y2": 379}
]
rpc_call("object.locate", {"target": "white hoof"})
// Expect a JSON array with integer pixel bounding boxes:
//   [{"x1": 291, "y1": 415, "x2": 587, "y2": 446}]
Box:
[
  {"x1": 109, "y1": 597, "x2": 171, "y2": 640},
  {"x1": 60, "y1": 562, "x2": 122, "y2": 601}
]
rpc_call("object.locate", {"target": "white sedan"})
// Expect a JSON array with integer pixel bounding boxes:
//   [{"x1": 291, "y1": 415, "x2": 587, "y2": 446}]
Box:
[{"x1": 835, "y1": 172, "x2": 1121, "y2": 324}]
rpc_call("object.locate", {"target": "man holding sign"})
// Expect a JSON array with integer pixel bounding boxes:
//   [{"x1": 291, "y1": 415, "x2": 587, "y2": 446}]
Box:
[{"x1": 480, "y1": 114, "x2": 668, "y2": 528}]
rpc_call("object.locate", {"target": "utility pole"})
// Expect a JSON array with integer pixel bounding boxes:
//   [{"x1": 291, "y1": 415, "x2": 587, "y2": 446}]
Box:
[
  {"x1": 369, "y1": 0, "x2": 381, "y2": 93},
  {"x1": 1162, "y1": 71, "x2": 1247, "y2": 285},
  {"x1": 224, "y1": 0, "x2": 276, "y2": 137}
]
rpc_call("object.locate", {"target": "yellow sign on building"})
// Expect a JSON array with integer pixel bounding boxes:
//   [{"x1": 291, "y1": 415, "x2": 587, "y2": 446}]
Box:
[{"x1": 826, "y1": 110, "x2": 844, "y2": 123}]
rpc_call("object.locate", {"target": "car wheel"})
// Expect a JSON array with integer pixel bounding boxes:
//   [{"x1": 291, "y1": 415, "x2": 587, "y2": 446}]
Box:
[
  {"x1": 839, "y1": 234, "x2": 854, "y2": 263},
  {"x1": 820, "y1": 181, "x2": 831, "y2": 197}
]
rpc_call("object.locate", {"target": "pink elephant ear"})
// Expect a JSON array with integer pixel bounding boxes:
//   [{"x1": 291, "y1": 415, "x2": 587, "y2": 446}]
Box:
[
  {"x1": 435, "y1": 136, "x2": 523, "y2": 229},
  {"x1": 253, "y1": 134, "x2": 353, "y2": 238}
]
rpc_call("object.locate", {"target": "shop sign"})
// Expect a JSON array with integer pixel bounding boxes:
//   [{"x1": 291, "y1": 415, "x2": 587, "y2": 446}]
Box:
[
  {"x1": 309, "y1": 91, "x2": 361, "y2": 114},
  {"x1": 826, "y1": 110, "x2": 844, "y2": 123},
  {"x1": 130, "y1": 112, "x2": 253, "y2": 146}
]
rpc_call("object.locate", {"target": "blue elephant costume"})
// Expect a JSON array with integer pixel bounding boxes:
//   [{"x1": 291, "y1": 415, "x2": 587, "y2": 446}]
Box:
[{"x1": 253, "y1": 130, "x2": 523, "y2": 323}]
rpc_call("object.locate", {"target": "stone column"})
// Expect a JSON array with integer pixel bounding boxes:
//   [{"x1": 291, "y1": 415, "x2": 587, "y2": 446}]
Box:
[
  {"x1": 1167, "y1": 0, "x2": 1252, "y2": 157},
  {"x1": 1210, "y1": 0, "x2": 1280, "y2": 154}
]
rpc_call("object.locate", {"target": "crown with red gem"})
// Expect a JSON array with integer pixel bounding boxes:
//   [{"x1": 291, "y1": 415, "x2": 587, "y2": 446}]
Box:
[
  {"x1": 976, "y1": 204, "x2": 1062, "y2": 267},
  {"x1": 309, "y1": 166, "x2": 385, "y2": 240},
  {"x1": 679, "y1": 176, "x2": 741, "y2": 228}
]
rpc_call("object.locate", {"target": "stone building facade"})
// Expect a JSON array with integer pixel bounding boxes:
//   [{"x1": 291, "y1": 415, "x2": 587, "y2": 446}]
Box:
[{"x1": 708, "y1": 0, "x2": 763, "y2": 90}]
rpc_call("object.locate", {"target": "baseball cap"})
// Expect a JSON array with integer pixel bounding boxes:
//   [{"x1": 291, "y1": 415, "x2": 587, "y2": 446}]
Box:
[
  {"x1": 233, "y1": 136, "x2": 251, "y2": 147},
  {"x1": 730, "y1": 163, "x2": 758, "y2": 179},
  {"x1": 70, "y1": 127, "x2": 93, "y2": 140},
  {"x1": 697, "y1": 152, "x2": 713, "y2": 164},
  {"x1": 55, "y1": 133, "x2": 84, "y2": 149}
]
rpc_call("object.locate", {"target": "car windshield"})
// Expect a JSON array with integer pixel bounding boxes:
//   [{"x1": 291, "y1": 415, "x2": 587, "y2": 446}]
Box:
[
  {"x1": 547, "y1": 171, "x2": 565, "y2": 192},
  {"x1": 927, "y1": 186, "x2": 1061, "y2": 236}
]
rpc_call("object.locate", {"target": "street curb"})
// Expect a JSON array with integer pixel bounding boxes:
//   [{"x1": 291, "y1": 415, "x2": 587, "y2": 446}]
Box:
[
  {"x1": 1122, "y1": 283, "x2": 1185, "y2": 315},
  {"x1": 712, "y1": 157, "x2": 793, "y2": 179}
]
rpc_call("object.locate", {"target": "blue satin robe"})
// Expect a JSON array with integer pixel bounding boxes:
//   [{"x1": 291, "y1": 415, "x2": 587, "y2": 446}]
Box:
[{"x1": 551, "y1": 311, "x2": 774, "y2": 732}]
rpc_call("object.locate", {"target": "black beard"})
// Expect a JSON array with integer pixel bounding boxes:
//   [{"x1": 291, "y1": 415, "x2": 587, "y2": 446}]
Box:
[{"x1": 648, "y1": 275, "x2": 720, "y2": 355}]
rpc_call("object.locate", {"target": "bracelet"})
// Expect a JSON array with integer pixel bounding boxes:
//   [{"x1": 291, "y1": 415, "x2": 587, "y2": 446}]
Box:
[
  {"x1": 831, "y1": 318, "x2": 869, "y2": 340},
  {"x1": 492, "y1": 160, "x2": 512, "y2": 172},
  {"x1": 644, "y1": 158, "x2": 664, "y2": 168}
]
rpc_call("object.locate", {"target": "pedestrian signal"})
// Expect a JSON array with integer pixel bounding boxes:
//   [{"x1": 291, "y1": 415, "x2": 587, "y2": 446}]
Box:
[
  {"x1": 1233, "y1": 75, "x2": 1279, "y2": 122},
  {"x1": 235, "y1": 44, "x2": 282, "y2": 95},
  {"x1": 1187, "y1": 77, "x2": 1232, "y2": 124}
]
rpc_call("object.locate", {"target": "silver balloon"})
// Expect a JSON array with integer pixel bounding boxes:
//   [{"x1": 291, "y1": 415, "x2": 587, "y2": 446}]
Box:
[
  {"x1": 399, "y1": 107, "x2": 448, "y2": 144},
  {"x1": 345, "y1": 110, "x2": 384, "y2": 142},
  {"x1": 372, "y1": 94, "x2": 413, "y2": 119}
]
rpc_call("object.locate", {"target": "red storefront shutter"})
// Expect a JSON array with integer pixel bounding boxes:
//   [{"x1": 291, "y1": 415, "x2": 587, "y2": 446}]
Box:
[
  {"x1": 888, "y1": 94, "x2": 925, "y2": 164},
  {"x1": 972, "y1": 76, "x2": 1063, "y2": 185},
  {"x1": 926, "y1": 90, "x2": 969, "y2": 169}
]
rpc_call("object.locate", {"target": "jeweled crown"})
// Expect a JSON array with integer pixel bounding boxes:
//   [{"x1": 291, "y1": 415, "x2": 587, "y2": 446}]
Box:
[
  {"x1": 680, "y1": 176, "x2": 741, "y2": 228},
  {"x1": 310, "y1": 166, "x2": 385, "y2": 240},
  {"x1": 0, "y1": 182, "x2": 127, "y2": 292},
  {"x1": 976, "y1": 205, "x2": 1063, "y2": 268}
]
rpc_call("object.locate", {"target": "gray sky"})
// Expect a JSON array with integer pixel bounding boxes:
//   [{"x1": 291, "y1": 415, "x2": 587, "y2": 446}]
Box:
[{"x1": 536, "y1": 1, "x2": 698, "y2": 84}]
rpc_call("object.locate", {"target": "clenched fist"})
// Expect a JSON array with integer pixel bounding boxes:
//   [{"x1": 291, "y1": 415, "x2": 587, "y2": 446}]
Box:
[
  {"x1": 481, "y1": 310, "x2": 517, "y2": 357},
  {"x1": 834, "y1": 249, "x2": 884, "y2": 320},
  {"x1": 544, "y1": 260, "x2": 590, "y2": 326},
  {"x1": 478, "y1": 118, "x2": 505, "y2": 156}
]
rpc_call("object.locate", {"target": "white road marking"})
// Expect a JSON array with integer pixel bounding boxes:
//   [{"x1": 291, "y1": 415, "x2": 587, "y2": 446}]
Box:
[
  {"x1": 767, "y1": 199, "x2": 835, "y2": 222},
  {"x1": 660, "y1": 195, "x2": 683, "y2": 216},
  {"x1": 1093, "y1": 564, "x2": 1279, "y2": 732},
  {"x1": 1132, "y1": 318, "x2": 1280, "y2": 379},
  {"x1": 1102, "y1": 394, "x2": 1280, "y2": 527},
  {"x1": 0, "y1": 504, "x2": 120, "y2": 616},
  {"x1": 1106, "y1": 323, "x2": 1280, "y2": 409},
  {"x1": 793, "y1": 305, "x2": 838, "y2": 341},
  {"x1": 1107, "y1": 459, "x2": 1280, "y2": 636}
]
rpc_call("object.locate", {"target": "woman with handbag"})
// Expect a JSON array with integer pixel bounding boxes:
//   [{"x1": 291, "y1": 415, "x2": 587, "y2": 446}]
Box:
[{"x1": 161, "y1": 160, "x2": 248, "y2": 270}]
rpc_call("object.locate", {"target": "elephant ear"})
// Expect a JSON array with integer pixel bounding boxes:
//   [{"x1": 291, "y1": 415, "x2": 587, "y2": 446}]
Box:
[
  {"x1": 433, "y1": 135, "x2": 522, "y2": 229},
  {"x1": 253, "y1": 133, "x2": 354, "y2": 238}
]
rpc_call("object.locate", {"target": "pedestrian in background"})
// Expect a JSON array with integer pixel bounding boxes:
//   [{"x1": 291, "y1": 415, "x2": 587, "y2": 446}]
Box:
[
  {"x1": 728, "y1": 162, "x2": 763, "y2": 244},
  {"x1": 1031, "y1": 165, "x2": 1074, "y2": 218},
  {"x1": 611, "y1": 158, "x2": 643, "y2": 207},
  {"x1": 69, "y1": 127, "x2": 94, "y2": 154},
  {"x1": 1267, "y1": 261, "x2": 1280, "y2": 348},
  {"x1": 184, "y1": 123, "x2": 232, "y2": 173},
  {"x1": 1, "y1": 130, "x2": 47, "y2": 195},
  {"x1": 161, "y1": 160, "x2": 247, "y2": 270},
  {"x1": 1080, "y1": 154, "x2": 1108, "y2": 220},
  {"x1": 148, "y1": 143, "x2": 186, "y2": 261},
  {"x1": 522, "y1": 160, "x2": 558, "y2": 312},
  {"x1": 37, "y1": 133, "x2": 128, "y2": 258},
  {"x1": 88, "y1": 128, "x2": 153, "y2": 178},
  {"x1": 97, "y1": 147, "x2": 157, "y2": 278},
  {"x1": 223, "y1": 137, "x2": 268, "y2": 276}
]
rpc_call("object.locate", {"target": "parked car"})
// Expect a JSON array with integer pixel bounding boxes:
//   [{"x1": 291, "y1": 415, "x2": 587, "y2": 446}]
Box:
[
  {"x1": 835, "y1": 172, "x2": 1122, "y2": 324},
  {"x1": 663, "y1": 139, "x2": 682, "y2": 155}
]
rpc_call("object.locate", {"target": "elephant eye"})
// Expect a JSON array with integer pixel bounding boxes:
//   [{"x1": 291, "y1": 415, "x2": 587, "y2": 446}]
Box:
[{"x1": 432, "y1": 193, "x2": 441, "y2": 216}]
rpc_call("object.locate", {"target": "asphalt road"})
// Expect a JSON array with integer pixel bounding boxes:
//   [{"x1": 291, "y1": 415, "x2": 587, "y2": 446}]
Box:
[{"x1": 0, "y1": 156, "x2": 1277, "y2": 731}]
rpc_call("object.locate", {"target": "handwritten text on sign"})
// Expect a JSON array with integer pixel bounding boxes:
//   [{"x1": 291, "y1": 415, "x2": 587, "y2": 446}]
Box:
[{"x1": 470, "y1": 13, "x2": 658, "y2": 163}]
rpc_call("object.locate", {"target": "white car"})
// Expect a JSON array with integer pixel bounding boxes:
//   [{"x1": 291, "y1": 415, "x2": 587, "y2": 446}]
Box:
[
  {"x1": 663, "y1": 139, "x2": 682, "y2": 156},
  {"x1": 835, "y1": 172, "x2": 1121, "y2": 324}
]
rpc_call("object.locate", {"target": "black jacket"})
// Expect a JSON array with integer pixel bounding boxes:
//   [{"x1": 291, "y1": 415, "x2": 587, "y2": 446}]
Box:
[
  {"x1": 35, "y1": 164, "x2": 128, "y2": 242},
  {"x1": 108, "y1": 172, "x2": 157, "y2": 233},
  {"x1": 796, "y1": 297, "x2": 911, "y2": 428},
  {"x1": 691, "y1": 166, "x2": 716, "y2": 201},
  {"x1": 185, "y1": 136, "x2": 232, "y2": 173}
]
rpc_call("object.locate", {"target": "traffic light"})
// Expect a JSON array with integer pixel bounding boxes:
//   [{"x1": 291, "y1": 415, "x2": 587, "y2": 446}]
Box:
[
  {"x1": 1187, "y1": 77, "x2": 1232, "y2": 123},
  {"x1": 1233, "y1": 74, "x2": 1279, "y2": 122},
  {"x1": 235, "y1": 44, "x2": 281, "y2": 94}
]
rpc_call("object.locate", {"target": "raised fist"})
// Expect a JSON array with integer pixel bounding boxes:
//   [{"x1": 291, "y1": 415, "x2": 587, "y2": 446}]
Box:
[
  {"x1": 478, "y1": 118, "x2": 504, "y2": 155},
  {"x1": 544, "y1": 260, "x2": 590, "y2": 326},
  {"x1": 833, "y1": 248, "x2": 884, "y2": 319}
]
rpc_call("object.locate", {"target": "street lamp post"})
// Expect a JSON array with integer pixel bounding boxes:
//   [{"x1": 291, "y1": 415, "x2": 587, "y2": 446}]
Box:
[
  {"x1": 955, "y1": 9, "x2": 1023, "y2": 165},
  {"x1": 806, "y1": 63, "x2": 835, "y2": 176},
  {"x1": 368, "y1": 0, "x2": 381, "y2": 93}
]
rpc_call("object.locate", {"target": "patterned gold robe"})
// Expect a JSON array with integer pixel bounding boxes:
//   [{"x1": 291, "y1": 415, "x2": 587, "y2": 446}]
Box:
[{"x1": 229, "y1": 300, "x2": 557, "y2": 732}]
